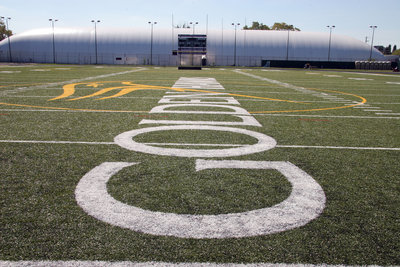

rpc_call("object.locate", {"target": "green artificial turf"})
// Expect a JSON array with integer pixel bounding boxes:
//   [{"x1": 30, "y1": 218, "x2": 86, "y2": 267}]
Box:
[{"x1": 1, "y1": 65, "x2": 399, "y2": 265}]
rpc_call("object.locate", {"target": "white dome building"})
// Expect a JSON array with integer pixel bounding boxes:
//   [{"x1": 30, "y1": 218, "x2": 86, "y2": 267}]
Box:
[{"x1": 0, "y1": 26, "x2": 385, "y2": 67}]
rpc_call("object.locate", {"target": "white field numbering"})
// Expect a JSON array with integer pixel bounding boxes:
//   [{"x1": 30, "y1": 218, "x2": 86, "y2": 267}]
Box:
[{"x1": 75, "y1": 77, "x2": 326, "y2": 239}]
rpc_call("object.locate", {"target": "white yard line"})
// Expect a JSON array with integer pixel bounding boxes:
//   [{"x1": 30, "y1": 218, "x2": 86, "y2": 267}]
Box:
[
  {"x1": 2, "y1": 109, "x2": 399, "y2": 118},
  {"x1": 353, "y1": 106, "x2": 379, "y2": 109},
  {"x1": 363, "y1": 110, "x2": 392, "y2": 112},
  {"x1": 1, "y1": 140, "x2": 399, "y2": 151},
  {"x1": 356, "y1": 94, "x2": 400, "y2": 96},
  {"x1": 342, "y1": 72, "x2": 400, "y2": 78},
  {"x1": 2, "y1": 95, "x2": 161, "y2": 99},
  {"x1": 251, "y1": 114, "x2": 400, "y2": 119},
  {"x1": 2, "y1": 95, "x2": 59, "y2": 98},
  {"x1": 0, "y1": 140, "x2": 114, "y2": 145},
  {"x1": 232, "y1": 70, "x2": 379, "y2": 112},
  {"x1": 366, "y1": 103, "x2": 400, "y2": 104},
  {"x1": 228, "y1": 91, "x2": 305, "y2": 94},
  {"x1": 276, "y1": 145, "x2": 400, "y2": 151},
  {"x1": 234, "y1": 70, "x2": 315, "y2": 94},
  {"x1": 1, "y1": 109, "x2": 400, "y2": 118},
  {"x1": 2, "y1": 96, "x2": 400, "y2": 106},
  {"x1": 0, "y1": 109, "x2": 149, "y2": 113},
  {"x1": 0, "y1": 261, "x2": 388, "y2": 267},
  {"x1": 348, "y1": 78, "x2": 373, "y2": 81}
]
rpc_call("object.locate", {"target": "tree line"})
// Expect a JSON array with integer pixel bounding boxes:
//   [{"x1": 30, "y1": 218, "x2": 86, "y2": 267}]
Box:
[
  {"x1": 243, "y1": 21, "x2": 300, "y2": 31},
  {"x1": 374, "y1": 44, "x2": 399, "y2": 55},
  {"x1": 0, "y1": 20, "x2": 13, "y2": 41}
]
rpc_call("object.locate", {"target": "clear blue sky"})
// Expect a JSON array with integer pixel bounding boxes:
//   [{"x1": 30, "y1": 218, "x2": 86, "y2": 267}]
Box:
[{"x1": 1, "y1": 0, "x2": 399, "y2": 47}]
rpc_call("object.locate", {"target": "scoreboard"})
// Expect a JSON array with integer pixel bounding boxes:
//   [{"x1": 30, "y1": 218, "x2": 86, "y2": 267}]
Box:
[{"x1": 177, "y1": 34, "x2": 207, "y2": 55}]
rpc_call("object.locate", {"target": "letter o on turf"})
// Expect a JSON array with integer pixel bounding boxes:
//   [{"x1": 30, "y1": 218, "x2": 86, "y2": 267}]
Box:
[{"x1": 114, "y1": 125, "x2": 276, "y2": 157}]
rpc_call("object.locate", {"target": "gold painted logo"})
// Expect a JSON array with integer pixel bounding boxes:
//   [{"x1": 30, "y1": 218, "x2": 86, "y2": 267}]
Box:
[
  {"x1": 49, "y1": 81, "x2": 181, "y2": 101},
  {"x1": 49, "y1": 81, "x2": 306, "y2": 104}
]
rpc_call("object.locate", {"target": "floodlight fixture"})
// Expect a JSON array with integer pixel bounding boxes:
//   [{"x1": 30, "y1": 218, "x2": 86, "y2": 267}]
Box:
[
  {"x1": 190, "y1": 22, "x2": 199, "y2": 34},
  {"x1": 369, "y1": 25, "x2": 377, "y2": 61},
  {"x1": 148, "y1": 22, "x2": 157, "y2": 65},
  {"x1": 327, "y1": 25, "x2": 335, "y2": 61},
  {"x1": 49, "y1": 19, "x2": 59, "y2": 63},
  {"x1": 232, "y1": 23, "x2": 240, "y2": 66},
  {"x1": 91, "y1": 20, "x2": 101, "y2": 64}
]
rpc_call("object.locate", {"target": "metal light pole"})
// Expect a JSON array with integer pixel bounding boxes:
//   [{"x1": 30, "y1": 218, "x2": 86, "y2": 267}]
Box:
[
  {"x1": 190, "y1": 22, "x2": 198, "y2": 34},
  {"x1": 148, "y1": 21, "x2": 157, "y2": 65},
  {"x1": 327, "y1": 25, "x2": 335, "y2": 62},
  {"x1": 91, "y1": 20, "x2": 100, "y2": 64},
  {"x1": 286, "y1": 29, "x2": 290, "y2": 61},
  {"x1": 232, "y1": 23, "x2": 240, "y2": 66},
  {"x1": 369, "y1": 25, "x2": 377, "y2": 61},
  {"x1": 1, "y1": 17, "x2": 12, "y2": 62},
  {"x1": 49, "y1": 18, "x2": 58, "y2": 64}
]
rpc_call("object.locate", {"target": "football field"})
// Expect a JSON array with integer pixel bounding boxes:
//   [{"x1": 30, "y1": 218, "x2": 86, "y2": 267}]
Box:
[{"x1": 0, "y1": 64, "x2": 399, "y2": 266}]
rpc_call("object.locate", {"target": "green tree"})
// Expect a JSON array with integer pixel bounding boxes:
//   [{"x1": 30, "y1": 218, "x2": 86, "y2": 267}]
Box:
[
  {"x1": 271, "y1": 22, "x2": 300, "y2": 31},
  {"x1": 243, "y1": 21, "x2": 270, "y2": 30},
  {"x1": 392, "y1": 49, "x2": 400, "y2": 56},
  {"x1": 174, "y1": 23, "x2": 191, "y2": 29},
  {"x1": 0, "y1": 20, "x2": 13, "y2": 41},
  {"x1": 384, "y1": 44, "x2": 392, "y2": 55},
  {"x1": 243, "y1": 21, "x2": 300, "y2": 31}
]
